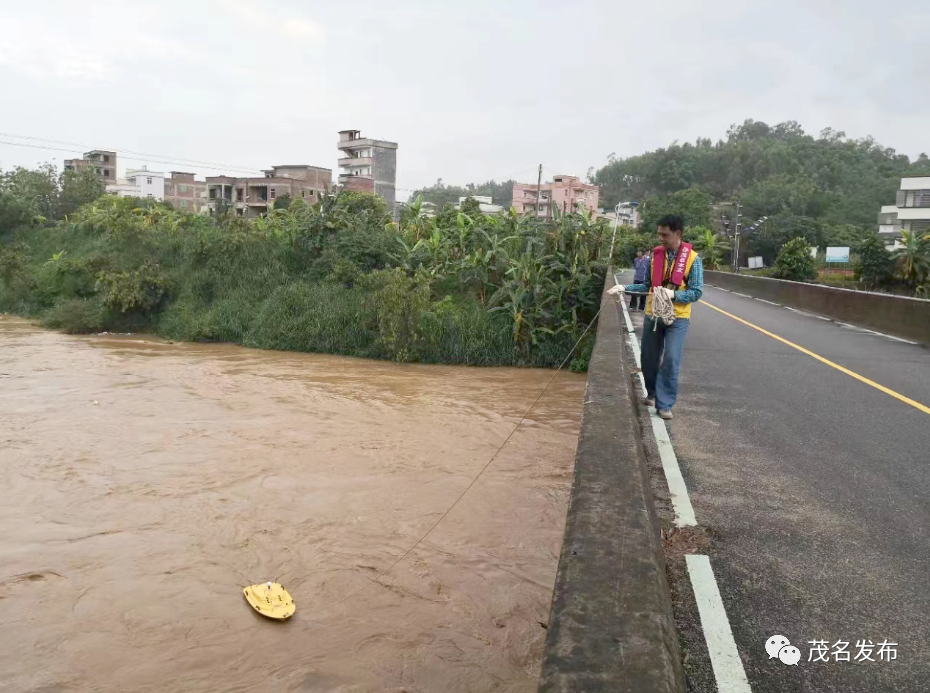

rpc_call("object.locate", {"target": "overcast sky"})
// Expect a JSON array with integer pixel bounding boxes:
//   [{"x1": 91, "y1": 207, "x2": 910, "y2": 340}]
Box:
[{"x1": 1, "y1": 0, "x2": 927, "y2": 200}]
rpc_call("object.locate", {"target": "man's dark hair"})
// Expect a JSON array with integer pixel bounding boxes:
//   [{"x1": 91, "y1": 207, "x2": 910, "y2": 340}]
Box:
[{"x1": 656, "y1": 214, "x2": 684, "y2": 232}]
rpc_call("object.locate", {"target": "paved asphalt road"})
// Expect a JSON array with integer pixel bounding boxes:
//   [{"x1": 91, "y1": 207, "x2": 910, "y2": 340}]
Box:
[{"x1": 627, "y1": 281, "x2": 930, "y2": 692}]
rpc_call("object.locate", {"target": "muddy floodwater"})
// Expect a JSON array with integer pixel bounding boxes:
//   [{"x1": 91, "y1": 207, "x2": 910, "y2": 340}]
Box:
[{"x1": 0, "y1": 316, "x2": 584, "y2": 693}]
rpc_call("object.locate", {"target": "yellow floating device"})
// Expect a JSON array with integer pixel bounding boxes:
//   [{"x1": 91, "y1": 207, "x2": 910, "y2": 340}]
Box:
[{"x1": 243, "y1": 581, "x2": 296, "y2": 620}]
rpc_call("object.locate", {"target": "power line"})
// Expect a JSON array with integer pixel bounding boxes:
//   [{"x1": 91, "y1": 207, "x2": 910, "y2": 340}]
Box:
[
  {"x1": 0, "y1": 133, "x2": 264, "y2": 175},
  {"x1": 0, "y1": 139, "x2": 262, "y2": 176}
]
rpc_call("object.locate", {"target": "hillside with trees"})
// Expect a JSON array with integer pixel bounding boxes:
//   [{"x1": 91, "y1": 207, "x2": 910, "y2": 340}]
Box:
[
  {"x1": 592, "y1": 119, "x2": 930, "y2": 224},
  {"x1": 592, "y1": 119, "x2": 930, "y2": 288}
]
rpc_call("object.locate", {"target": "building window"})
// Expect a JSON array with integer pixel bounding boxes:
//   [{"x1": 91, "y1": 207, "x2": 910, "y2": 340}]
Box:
[
  {"x1": 301, "y1": 190, "x2": 306, "y2": 198},
  {"x1": 104, "y1": 155, "x2": 110, "y2": 163},
  {"x1": 147, "y1": 193, "x2": 153, "y2": 198},
  {"x1": 128, "y1": 178, "x2": 136, "y2": 185},
  {"x1": 181, "y1": 199, "x2": 189, "y2": 208},
  {"x1": 903, "y1": 190, "x2": 930, "y2": 208},
  {"x1": 270, "y1": 188, "x2": 276, "y2": 199},
  {"x1": 179, "y1": 184, "x2": 188, "y2": 193},
  {"x1": 147, "y1": 177, "x2": 153, "y2": 185}
]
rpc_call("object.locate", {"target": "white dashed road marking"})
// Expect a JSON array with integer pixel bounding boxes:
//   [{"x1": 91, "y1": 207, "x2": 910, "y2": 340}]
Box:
[
  {"x1": 615, "y1": 276, "x2": 696, "y2": 527},
  {"x1": 613, "y1": 272, "x2": 753, "y2": 693},
  {"x1": 687, "y1": 555, "x2": 754, "y2": 693},
  {"x1": 784, "y1": 306, "x2": 831, "y2": 320}
]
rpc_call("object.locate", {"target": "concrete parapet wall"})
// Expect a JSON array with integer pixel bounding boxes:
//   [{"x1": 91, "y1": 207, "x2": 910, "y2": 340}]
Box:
[
  {"x1": 704, "y1": 271, "x2": 930, "y2": 346},
  {"x1": 538, "y1": 279, "x2": 684, "y2": 692}
]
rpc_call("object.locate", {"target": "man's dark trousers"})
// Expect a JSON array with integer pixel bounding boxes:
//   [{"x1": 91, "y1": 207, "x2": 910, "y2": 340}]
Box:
[{"x1": 641, "y1": 315, "x2": 690, "y2": 411}]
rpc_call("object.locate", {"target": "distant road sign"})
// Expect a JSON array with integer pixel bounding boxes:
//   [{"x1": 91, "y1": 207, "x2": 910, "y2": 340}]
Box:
[{"x1": 826, "y1": 246, "x2": 850, "y2": 263}]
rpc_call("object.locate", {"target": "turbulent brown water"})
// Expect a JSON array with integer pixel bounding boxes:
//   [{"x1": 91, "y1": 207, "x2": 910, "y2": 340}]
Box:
[{"x1": 0, "y1": 316, "x2": 584, "y2": 693}]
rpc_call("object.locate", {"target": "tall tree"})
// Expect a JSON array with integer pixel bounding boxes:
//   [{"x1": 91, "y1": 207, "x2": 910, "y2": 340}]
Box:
[
  {"x1": 412, "y1": 179, "x2": 516, "y2": 208},
  {"x1": 58, "y1": 168, "x2": 106, "y2": 218},
  {"x1": 855, "y1": 235, "x2": 895, "y2": 289},
  {"x1": 640, "y1": 188, "x2": 714, "y2": 231}
]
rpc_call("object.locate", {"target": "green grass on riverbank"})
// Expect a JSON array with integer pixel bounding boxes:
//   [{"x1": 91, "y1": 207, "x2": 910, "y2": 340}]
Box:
[{"x1": 1, "y1": 192, "x2": 610, "y2": 369}]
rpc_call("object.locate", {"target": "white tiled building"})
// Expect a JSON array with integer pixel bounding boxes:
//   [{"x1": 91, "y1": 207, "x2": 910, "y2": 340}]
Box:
[
  {"x1": 107, "y1": 167, "x2": 165, "y2": 200},
  {"x1": 878, "y1": 175, "x2": 930, "y2": 248}
]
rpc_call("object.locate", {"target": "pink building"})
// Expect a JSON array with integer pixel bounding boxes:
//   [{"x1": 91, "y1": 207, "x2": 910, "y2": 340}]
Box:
[{"x1": 511, "y1": 174, "x2": 599, "y2": 218}]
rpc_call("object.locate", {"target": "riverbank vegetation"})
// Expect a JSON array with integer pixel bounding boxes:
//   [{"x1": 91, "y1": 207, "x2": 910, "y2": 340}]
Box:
[{"x1": 0, "y1": 171, "x2": 610, "y2": 368}]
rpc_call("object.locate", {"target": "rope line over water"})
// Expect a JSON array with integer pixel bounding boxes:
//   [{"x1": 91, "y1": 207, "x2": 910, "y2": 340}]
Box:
[{"x1": 323, "y1": 298, "x2": 609, "y2": 613}]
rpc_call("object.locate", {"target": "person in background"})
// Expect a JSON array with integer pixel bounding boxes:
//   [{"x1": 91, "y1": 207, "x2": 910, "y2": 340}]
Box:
[
  {"x1": 629, "y1": 250, "x2": 649, "y2": 311},
  {"x1": 608, "y1": 215, "x2": 703, "y2": 420}
]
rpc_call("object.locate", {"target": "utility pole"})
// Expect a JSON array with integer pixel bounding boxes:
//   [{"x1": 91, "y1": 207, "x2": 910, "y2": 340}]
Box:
[
  {"x1": 609, "y1": 202, "x2": 622, "y2": 261},
  {"x1": 535, "y1": 164, "x2": 542, "y2": 221},
  {"x1": 734, "y1": 201, "x2": 742, "y2": 272}
]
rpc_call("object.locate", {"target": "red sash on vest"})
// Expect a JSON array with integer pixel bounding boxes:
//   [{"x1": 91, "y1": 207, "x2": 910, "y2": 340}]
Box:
[{"x1": 651, "y1": 243, "x2": 693, "y2": 288}]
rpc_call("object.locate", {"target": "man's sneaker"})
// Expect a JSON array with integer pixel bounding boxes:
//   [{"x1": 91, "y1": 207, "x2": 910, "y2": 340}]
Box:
[
  {"x1": 644, "y1": 396, "x2": 655, "y2": 407},
  {"x1": 658, "y1": 409, "x2": 673, "y2": 420}
]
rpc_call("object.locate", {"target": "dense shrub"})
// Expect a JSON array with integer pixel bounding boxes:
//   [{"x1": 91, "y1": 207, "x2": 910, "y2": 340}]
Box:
[
  {"x1": 773, "y1": 237, "x2": 817, "y2": 281},
  {"x1": 42, "y1": 297, "x2": 107, "y2": 333},
  {"x1": 0, "y1": 187, "x2": 611, "y2": 369}
]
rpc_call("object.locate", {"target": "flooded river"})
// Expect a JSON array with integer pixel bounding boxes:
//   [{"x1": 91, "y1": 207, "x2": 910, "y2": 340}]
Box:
[{"x1": 0, "y1": 316, "x2": 584, "y2": 693}]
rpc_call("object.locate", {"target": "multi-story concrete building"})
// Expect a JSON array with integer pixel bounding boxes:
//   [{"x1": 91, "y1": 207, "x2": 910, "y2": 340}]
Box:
[
  {"x1": 63, "y1": 150, "x2": 118, "y2": 185},
  {"x1": 106, "y1": 167, "x2": 165, "y2": 200},
  {"x1": 205, "y1": 165, "x2": 332, "y2": 217},
  {"x1": 613, "y1": 201, "x2": 640, "y2": 226},
  {"x1": 878, "y1": 175, "x2": 930, "y2": 247},
  {"x1": 164, "y1": 172, "x2": 208, "y2": 213},
  {"x1": 511, "y1": 175, "x2": 599, "y2": 218},
  {"x1": 336, "y1": 130, "x2": 397, "y2": 208}
]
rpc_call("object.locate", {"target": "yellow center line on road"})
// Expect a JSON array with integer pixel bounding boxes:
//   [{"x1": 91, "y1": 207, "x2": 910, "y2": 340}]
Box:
[{"x1": 700, "y1": 300, "x2": 930, "y2": 416}]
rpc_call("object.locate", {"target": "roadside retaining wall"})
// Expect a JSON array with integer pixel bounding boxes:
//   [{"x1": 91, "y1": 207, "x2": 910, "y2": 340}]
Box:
[
  {"x1": 538, "y1": 279, "x2": 684, "y2": 692},
  {"x1": 705, "y1": 271, "x2": 930, "y2": 346}
]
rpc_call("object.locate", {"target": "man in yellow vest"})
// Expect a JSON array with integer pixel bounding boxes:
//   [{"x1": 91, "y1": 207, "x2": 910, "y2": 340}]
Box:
[{"x1": 610, "y1": 214, "x2": 703, "y2": 420}]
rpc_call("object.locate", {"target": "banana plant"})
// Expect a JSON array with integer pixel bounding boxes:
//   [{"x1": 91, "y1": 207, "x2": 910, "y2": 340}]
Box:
[
  {"x1": 894, "y1": 229, "x2": 930, "y2": 290},
  {"x1": 43, "y1": 250, "x2": 67, "y2": 266},
  {"x1": 390, "y1": 236, "x2": 428, "y2": 274},
  {"x1": 692, "y1": 227, "x2": 731, "y2": 270}
]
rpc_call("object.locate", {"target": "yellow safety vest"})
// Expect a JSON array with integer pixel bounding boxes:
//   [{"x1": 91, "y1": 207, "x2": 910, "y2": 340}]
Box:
[{"x1": 645, "y1": 249, "x2": 699, "y2": 320}]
